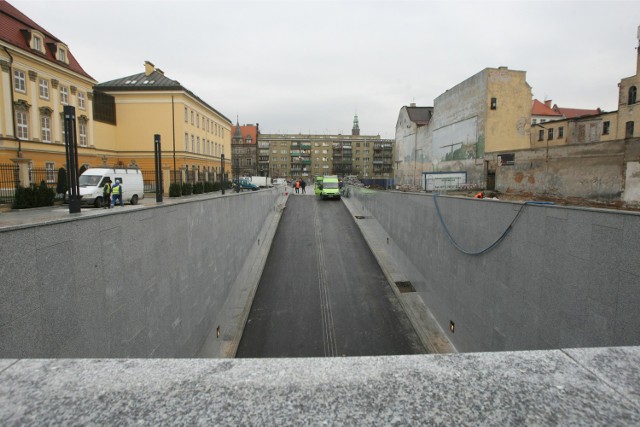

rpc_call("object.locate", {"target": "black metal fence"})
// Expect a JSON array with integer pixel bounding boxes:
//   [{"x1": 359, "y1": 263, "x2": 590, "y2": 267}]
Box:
[
  {"x1": 29, "y1": 167, "x2": 57, "y2": 190},
  {"x1": 146, "y1": 169, "x2": 222, "y2": 193},
  {"x1": 141, "y1": 170, "x2": 156, "y2": 193},
  {"x1": 0, "y1": 163, "x2": 19, "y2": 204}
]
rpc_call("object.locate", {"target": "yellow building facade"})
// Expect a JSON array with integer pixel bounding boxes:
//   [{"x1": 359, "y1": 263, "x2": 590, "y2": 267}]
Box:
[
  {"x1": 1, "y1": 2, "x2": 231, "y2": 189},
  {"x1": 0, "y1": 0, "x2": 97, "y2": 177},
  {"x1": 94, "y1": 61, "x2": 232, "y2": 181}
]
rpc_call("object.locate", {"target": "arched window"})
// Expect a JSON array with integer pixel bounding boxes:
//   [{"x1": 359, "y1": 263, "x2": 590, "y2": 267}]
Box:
[
  {"x1": 626, "y1": 121, "x2": 634, "y2": 138},
  {"x1": 629, "y1": 86, "x2": 637, "y2": 105}
]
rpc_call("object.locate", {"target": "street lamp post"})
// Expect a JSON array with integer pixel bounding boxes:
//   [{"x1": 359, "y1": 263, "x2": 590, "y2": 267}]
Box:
[{"x1": 221, "y1": 153, "x2": 225, "y2": 195}]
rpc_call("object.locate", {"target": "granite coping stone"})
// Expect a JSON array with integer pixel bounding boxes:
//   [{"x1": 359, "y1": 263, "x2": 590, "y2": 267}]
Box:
[{"x1": 1, "y1": 347, "x2": 639, "y2": 425}]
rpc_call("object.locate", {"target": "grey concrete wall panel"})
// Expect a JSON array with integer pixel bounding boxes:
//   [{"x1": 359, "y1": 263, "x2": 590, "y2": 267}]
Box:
[
  {"x1": 350, "y1": 187, "x2": 640, "y2": 352},
  {"x1": 0, "y1": 189, "x2": 280, "y2": 358}
]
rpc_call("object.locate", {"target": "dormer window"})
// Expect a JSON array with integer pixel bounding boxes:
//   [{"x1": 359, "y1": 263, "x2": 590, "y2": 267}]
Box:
[
  {"x1": 29, "y1": 30, "x2": 45, "y2": 54},
  {"x1": 33, "y1": 35, "x2": 42, "y2": 51},
  {"x1": 51, "y1": 43, "x2": 70, "y2": 64},
  {"x1": 57, "y1": 47, "x2": 67, "y2": 63}
]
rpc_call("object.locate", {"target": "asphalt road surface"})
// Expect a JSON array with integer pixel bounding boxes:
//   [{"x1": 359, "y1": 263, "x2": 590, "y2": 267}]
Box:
[{"x1": 236, "y1": 193, "x2": 424, "y2": 358}]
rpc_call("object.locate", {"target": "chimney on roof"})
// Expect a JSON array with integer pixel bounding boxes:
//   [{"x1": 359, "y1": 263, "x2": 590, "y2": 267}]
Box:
[
  {"x1": 144, "y1": 61, "x2": 155, "y2": 76},
  {"x1": 410, "y1": 102, "x2": 416, "y2": 107},
  {"x1": 156, "y1": 68, "x2": 164, "y2": 76},
  {"x1": 544, "y1": 100, "x2": 552, "y2": 108}
]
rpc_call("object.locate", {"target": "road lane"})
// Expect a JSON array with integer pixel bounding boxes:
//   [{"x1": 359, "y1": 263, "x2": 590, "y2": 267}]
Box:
[{"x1": 236, "y1": 194, "x2": 424, "y2": 357}]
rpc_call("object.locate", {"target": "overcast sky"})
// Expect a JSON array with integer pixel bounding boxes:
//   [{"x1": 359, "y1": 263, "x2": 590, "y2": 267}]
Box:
[{"x1": 11, "y1": 0, "x2": 640, "y2": 138}]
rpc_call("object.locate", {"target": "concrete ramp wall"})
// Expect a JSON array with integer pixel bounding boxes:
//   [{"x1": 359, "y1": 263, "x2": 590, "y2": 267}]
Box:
[
  {"x1": 0, "y1": 189, "x2": 281, "y2": 358},
  {"x1": 349, "y1": 187, "x2": 640, "y2": 352}
]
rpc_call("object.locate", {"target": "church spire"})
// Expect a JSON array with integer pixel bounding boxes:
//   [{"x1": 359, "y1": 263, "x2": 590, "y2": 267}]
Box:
[
  {"x1": 232, "y1": 117, "x2": 243, "y2": 144},
  {"x1": 352, "y1": 113, "x2": 360, "y2": 136}
]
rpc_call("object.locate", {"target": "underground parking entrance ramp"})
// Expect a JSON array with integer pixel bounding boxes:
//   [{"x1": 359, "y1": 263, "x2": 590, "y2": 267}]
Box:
[{"x1": 236, "y1": 195, "x2": 425, "y2": 357}]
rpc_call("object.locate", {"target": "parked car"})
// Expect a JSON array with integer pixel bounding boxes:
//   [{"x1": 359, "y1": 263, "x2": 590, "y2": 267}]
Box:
[{"x1": 235, "y1": 178, "x2": 259, "y2": 191}]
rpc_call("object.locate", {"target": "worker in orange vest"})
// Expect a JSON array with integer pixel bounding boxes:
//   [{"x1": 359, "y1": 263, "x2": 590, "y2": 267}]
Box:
[{"x1": 474, "y1": 191, "x2": 484, "y2": 199}]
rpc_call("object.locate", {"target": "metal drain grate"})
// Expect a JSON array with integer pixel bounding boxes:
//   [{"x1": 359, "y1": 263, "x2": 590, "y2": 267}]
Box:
[{"x1": 395, "y1": 281, "x2": 416, "y2": 293}]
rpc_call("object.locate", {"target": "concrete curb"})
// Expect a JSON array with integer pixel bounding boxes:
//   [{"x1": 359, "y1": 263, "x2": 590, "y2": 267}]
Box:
[
  {"x1": 197, "y1": 193, "x2": 288, "y2": 357},
  {"x1": 341, "y1": 192, "x2": 456, "y2": 354}
]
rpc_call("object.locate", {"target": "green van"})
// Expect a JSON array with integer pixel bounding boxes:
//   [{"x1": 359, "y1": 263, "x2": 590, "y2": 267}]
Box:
[{"x1": 319, "y1": 175, "x2": 341, "y2": 200}]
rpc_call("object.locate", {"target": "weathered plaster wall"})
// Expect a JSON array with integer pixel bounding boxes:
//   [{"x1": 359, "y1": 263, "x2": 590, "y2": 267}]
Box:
[
  {"x1": 395, "y1": 107, "x2": 431, "y2": 187},
  {"x1": 492, "y1": 139, "x2": 640, "y2": 203},
  {"x1": 485, "y1": 68, "x2": 531, "y2": 152},
  {"x1": 431, "y1": 70, "x2": 486, "y2": 162}
]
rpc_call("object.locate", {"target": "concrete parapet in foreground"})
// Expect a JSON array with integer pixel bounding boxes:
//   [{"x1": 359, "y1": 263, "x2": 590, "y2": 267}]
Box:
[{"x1": 1, "y1": 347, "x2": 639, "y2": 425}]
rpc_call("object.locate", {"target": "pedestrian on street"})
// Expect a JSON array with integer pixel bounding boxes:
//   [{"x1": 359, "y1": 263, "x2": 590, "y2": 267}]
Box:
[
  {"x1": 102, "y1": 178, "x2": 112, "y2": 209},
  {"x1": 111, "y1": 179, "x2": 124, "y2": 207},
  {"x1": 301, "y1": 179, "x2": 306, "y2": 194},
  {"x1": 295, "y1": 179, "x2": 300, "y2": 194}
]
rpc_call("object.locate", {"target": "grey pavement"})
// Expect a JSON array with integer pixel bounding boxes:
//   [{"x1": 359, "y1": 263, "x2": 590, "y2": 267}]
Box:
[{"x1": 0, "y1": 189, "x2": 241, "y2": 230}]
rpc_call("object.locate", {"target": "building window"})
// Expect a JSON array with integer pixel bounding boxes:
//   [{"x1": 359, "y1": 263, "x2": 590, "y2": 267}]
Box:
[
  {"x1": 532, "y1": 119, "x2": 537, "y2": 124},
  {"x1": 245, "y1": 158, "x2": 252, "y2": 166},
  {"x1": 558, "y1": 126, "x2": 564, "y2": 139},
  {"x1": 197, "y1": 137, "x2": 200, "y2": 153},
  {"x1": 603, "y1": 121, "x2": 610, "y2": 135},
  {"x1": 93, "y1": 91, "x2": 116, "y2": 125},
  {"x1": 626, "y1": 121, "x2": 634, "y2": 138},
  {"x1": 629, "y1": 86, "x2": 637, "y2": 105},
  {"x1": 58, "y1": 47, "x2": 67, "y2": 63},
  {"x1": 548, "y1": 128, "x2": 554, "y2": 140},
  {"x1": 60, "y1": 86, "x2": 69, "y2": 105},
  {"x1": 197, "y1": 114, "x2": 200, "y2": 128},
  {"x1": 78, "y1": 92, "x2": 86, "y2": 109},
  {"x1": 191, "y1": 135, "x2": 195, "y2": 152},
  {"x1": 184, "y1": 133, "x2": 189, "y2": 151},
  {"x1": 16, "y1": 110, "x2": 29, "y2": 140},
  {"x1": 184, "y1": 107, "x2": 188, "y2": 123},
  {"x1": 490, "y1": 97, "x2": 497, "y2": 110},
  {"x1": 78, "y1": 119, "x2": 87, "y2": 147},
  {"x1": 191, "y1": 111, "x2": 194, "y2": 125},
  {"x1": 45, "y1": 162, "x2": 55, "y2": 183},
  {"x1": 14, "y1": 70, "x2": 26, "y2": 93},
  {"x1": 41, "y1": 114, "x2": 51, "y2": 143},
  {"x1": 39, "y1": 79, "x2": 49, "y2": 99},
  {"x1": 538, "y1": 129, "x2": 544, "y2": 141},
  {"x1": 33, "y1": 35, "x2": 42, "y2": 52}
]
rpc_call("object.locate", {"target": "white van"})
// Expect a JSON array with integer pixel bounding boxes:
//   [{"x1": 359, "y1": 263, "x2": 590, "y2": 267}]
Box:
[{"x1": 76, "y1": 168, "x2": 144, "y2": 208}]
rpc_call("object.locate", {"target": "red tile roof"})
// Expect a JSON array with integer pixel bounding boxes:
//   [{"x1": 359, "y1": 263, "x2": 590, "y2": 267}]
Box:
[
  {"x1": 531, "y1": 99, "x2": 562, "y2": 117},
  {"x1": 231, "y1": 125, "x2": 258, "y2": 144},
  {"x1": 0, "y1": 0, "x2": 94, "y2": 80},
  {"x1": 553, "y1": 105, "x2": 601, "y2": 119}
]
